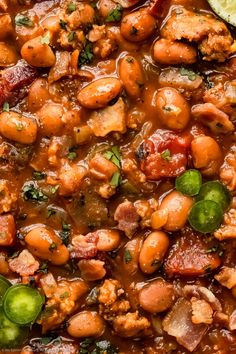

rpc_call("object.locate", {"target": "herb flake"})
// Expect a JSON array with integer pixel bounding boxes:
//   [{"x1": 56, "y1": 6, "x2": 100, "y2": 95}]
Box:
[
  {"x1": 160, "y1": 149, "x2": 171, "y2": 161},
  {"x1": 124, "y1": 249, "x2": 132, "y2": 263},
  {"x1": 179, "y1": 67, "x2": 197, "y2": 81},
  {"x1": 105, "y1": 5, "x2": 123, "y2": 22},
  {"x1": 15, "y1": 14, "x2": 33, "y2": 27}
]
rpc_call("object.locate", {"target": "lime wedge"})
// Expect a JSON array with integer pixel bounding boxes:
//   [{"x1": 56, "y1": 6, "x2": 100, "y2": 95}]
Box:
[{"x1": 207, "y1": 0, "x2": 236, "y2": 27}]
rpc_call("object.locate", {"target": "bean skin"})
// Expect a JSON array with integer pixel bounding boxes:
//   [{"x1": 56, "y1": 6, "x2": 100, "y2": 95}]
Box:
[
  {"x1": 139, "y1": 231, "x2": 169, "y2": 274},
  {"x1": 67, "y1": 311, "x2": 105, "y2": 338},
  {"x1": 96, "y1": 229, "x2": 120, "y2": 251},
  {"x1": 25, "y1": 226, "x2": 69, "y2": 265},
  {"x1": 123, "y1": 237, "x2": 142, "y2": 275},
  {"x1": 119, "y1": 55, "x2": 145, "y2": 98},
  {"x1": 21, "y1": 36, "x2": 56, "y2": 67},
  {"x1": 139, "y1": 278, "x2": 175, "y2": 313},
  {"x1": 37, "y1": 103, "x2": 64, "y2": 136},
  {"x1": 121, "y1": 9, "x2": 156, "y2": 42},
  {"x1": 156, "y1": 87, "x2": 190, "y2": 130},
  {"x1": 159, "y1": 191, "x2": 194, "y2": 231},
  {"x1": 77, "y1": 77, "x2": 122, "y2": 109},
  {"x1": 153, "y1": 39, "x2": 197, "y2": 65},
  {"x1": 191, "y1": 136, "x2": 223, "y2": 176},
  {"x1": 0, "y1": 111, "x2": 37, "y2": 144}
]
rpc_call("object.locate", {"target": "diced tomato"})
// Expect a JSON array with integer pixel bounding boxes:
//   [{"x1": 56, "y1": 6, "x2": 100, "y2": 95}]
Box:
[
  {"x1": 137, "y1": 130, "x2": 192, "y2": 180},
  {"x1": 164, "y1": 233, "x2": 221, "y2": 277}
]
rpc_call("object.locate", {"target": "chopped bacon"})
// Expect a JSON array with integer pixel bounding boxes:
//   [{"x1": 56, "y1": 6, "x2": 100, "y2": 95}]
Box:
[
  {"x1": 114, "y1": 200, "x2": 140, "y2": 238},
  {"x1": 9, "y1": 249, "x2": 39, "y2": 276},
  {"x1": 137, "y1": 130, "x2": 191, "y2": 180},
  {"x1": 70, "y1": 233, "x2": 98, "y2": 259},
  {"x1": 0, "y1": 60, "x2": 38, "y2": 107},
  {"x1": 164, "y1": 234, "x2": 221, "y2": 277}
]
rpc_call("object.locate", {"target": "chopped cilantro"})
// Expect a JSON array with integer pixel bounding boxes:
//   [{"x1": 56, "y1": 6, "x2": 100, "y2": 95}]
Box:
[
  {"x1": 110, "y1": 171, "x2": 121, "y2": 187},
  {"x1": 206, "y1": 246, "x2": 218, "y2": 253},
  {"x1": 49, "y1": 242, "x2": 57, "y2": 251},
  {"x1": 15, "y1": 14, "x2": 33, "y2": 27},
  {"x1": 126, "y1": 57, "x2": 134, "y2": 63},
  {"x1": 59, "y1": 222, "x2": 71, "y2": 245},
  {"x1": 59, "y1": 19, "x2": 67, "y2": 29},
  {"x1": 67, "y1": 2, "x2": 77, "y2": 13},
  {"x1": 68, "y1": 31, "x2": 76, "y2": 42},
  {"x1": 59, "y1": 291, "x2": 69, "y2": 299},
  {"x1": 15, "y1": 122, "x2": 24, "y2": 131},
  {"x1": 37, "y1": 262, "x2": 48, "y2": 274},
  {"x1": 105, "y1": 4, "x2": 123, "y2": 22},
  {"x1": 46, "y1": 209, "x2": 56, "y2": 218},
  {"x1": 40, "y1": 33, "x2": 50, "y2": 45},
  {"x1": 2, "y1": 102, "x2": 9, "y2": 112},
  {"x1": 68, "y1": 151, "x2": 77, "y2": 160},
  {"x1": 124, "y1": 249, "x2": 132, "y2": 263},
  {"x1": 50, "y1": 185, "x2": 59, "y2": 194},
  {"x1": 103, "y1": 146, "x2": 121, "y2": 168},
  {"x1": 79, "y1": 43, "x2": 94, "y2": 66},
  {"x1": 33, "y1": 171, "x2": 46, "y2": 180},
  {"x1": 179, "y1": 67, "x2": 197, "y2": 81},
  {"x1": 160, "y1": 149, "x2": 171, "y2": 161},
  {"x1": 23, "y1": 184, "x2": 48, "y2": 202}
]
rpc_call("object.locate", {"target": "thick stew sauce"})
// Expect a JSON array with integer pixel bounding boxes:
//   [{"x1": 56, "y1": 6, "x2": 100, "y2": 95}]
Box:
[{"x1": 0, "y1": 0, "x2": 236, "y2": 353}]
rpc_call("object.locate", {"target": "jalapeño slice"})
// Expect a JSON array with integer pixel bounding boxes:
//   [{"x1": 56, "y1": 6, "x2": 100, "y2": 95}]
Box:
[
  {"x1": 0, "y1": 276, "x2": 11, "y2": 305},
  {"x1": 3, "y1": 284, "x2": 44, "y2": 325},
  {"x1": 197, "y1": 180, "x2": 231, "y2": 212},
  {"x1": 188, "y1": 200, "x2": 223, "y2": 234},
  {"x1": 0, "y1": 306, "x2": 28, "y2": 349},
  {"x1": 175, "y1": 169, "x2": 202, "y2": 196}
]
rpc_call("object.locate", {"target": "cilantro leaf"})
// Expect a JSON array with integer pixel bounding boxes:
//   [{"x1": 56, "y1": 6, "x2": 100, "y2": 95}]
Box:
[
  {"x1": 33, "y1": 171, "x2": 46, "y2": 180},
  {"x1": 22, "y1": 184, "x2": 48, "y2": 202},
  {"x1": 79, "y1": 43, "x2": 94, "y2": 66},
  {"x1": 40, "y1": 33, "x2": 50, "y2": 45},
  {"x1": 110, "y1": 171, "x2": 121, "y2": 187},
  {"x1": 103, "y1": 146, "x2": 121, "y2": 168},
  {"x1": 124, "y1": 249, "x2": 132, "y2": 263},
  {"x1": 179, "y1": 67, "x2": 197, "y2": 81},
  {"x1": 2, "y1": 102, "x2": 9, "y2": 112},
  {"x1": 67, "y1": 2, "x2": 77, "y2": 13},
  {"x1": 15, "y1": 14, "x2": 34, "y2": 27},
  {"x1": 105, "y1": 5, "x2": 123, "y2": 22},
  {"x1": 160, "y1": 149, "x2": 171, "y2": 161}
]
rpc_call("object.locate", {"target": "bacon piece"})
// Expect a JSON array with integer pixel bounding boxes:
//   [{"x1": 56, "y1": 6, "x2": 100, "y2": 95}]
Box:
[
  {"x1": 9, "y1": 249, "x2": 39, "y2": 276},
  {"x1": 0, "y1": 60, "x2": 38, "y2": 107},
  {"x1": 164, "y1": 234, "x2": 221, "y2": 277},
  {"x1": 137, "y1": 130, "x2": 191, "y2": 180},
  {"x1": 70, "y1": 233, "x2": 98, "y2": 259},
  {"x1": 114, "y1": 200, "x2": 139, "y2": 238}
]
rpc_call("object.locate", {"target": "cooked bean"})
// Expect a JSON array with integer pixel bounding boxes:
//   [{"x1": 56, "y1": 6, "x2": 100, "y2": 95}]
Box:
[
  {"x1": 96, "y1": 229, "x2": 120, "y2": 251},
  {"x1": 77, "y1": 78, "x2": 122, "y2": 109},
  {"x1": 139, "y1": 278, "x2": 175, "y2": 313},
  {"x1": 98, "y1": 0, "x2": 117, "y2": 18},
  {"x1": 25, "y1": 226, "x2": 69, "y2": 265},
  {"x1": 159, "y1": 191, "x2": 194, "y2": 231},
  {"x1": 191, "y1": 136, "x2": 223, "y2": 176},
  {"x1": 73, "y1": 125, "x2": 93, "y2": 145},
  {"x1": 121, "y1": 9, "x2": 156, "y2": 42},
  {"x1": 37, "y1": 103, "x2": 64, "y2": 136},
  {"x1": 156, "y1": 88, "x2": 190, "y2": 130},
  {"x1": 139, "y1": 231, "x2": 169, "y2": 274},
  {"x1": 21, "y1": 36, "x2": 56, "y2": 67},
  {"x1": 67, "y1": 311, "x2": 105, "y2": 338},
  {"x1": 0, "y1": 42, "x2": 17, "y2": 66},
  {"x1": 0, "y1": 14, "x2": 13, "y2": 40},
  {"x1": 123, "y1": 238, "x2": 142, "y2": 275},
  {"x1": 28, "y1": 78, "x2": 51, "y2": 112},
  {"x1": 0, "y1": 111, "x2": 37, "y2": 144},
  {"x1": 153, "y1": 39, "x2": 197, "y2": 65},
  {"x1": 119, "y1": 55, "x2": 145, "y2": 98}
]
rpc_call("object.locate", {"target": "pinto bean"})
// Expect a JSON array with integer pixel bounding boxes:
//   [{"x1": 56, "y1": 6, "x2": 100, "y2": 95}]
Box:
[
  {"x1": 121, "y1": 9, "x2": 156, "y2": 42},
  {"x1": 0, "y1": 14, "x2": 13, "y2": 40},
  {"x1": 139, "y1": 231, "x2": 169, "y2": 274},
  {"x1": 159, "y1": 191, "x2": 193, "y2": 231},
  {"x1": 98, "y1": 0, "x2": 117, "y2": 18},
  {"x1": 28, "y1": 78, "x2": 51, "y2": 112},
  {"x1": 153, "y1": 39, "x2": 197, "y2": 65},
  {"x1": 119, "y1": 55, "x2": 145, "y2": 98},
  {"x1": 0, "y1": 111, "x2": 37, "y2": 144},
  {"x1": 21, "y1": 36, "x2": 56, "y2": 67},
  {"x1": 77, "y1": 78, "x2": 122, "y2": 109},
  {"x1": 123, "y1": 237, "x2": 142, "y2": 275},
  {"x1": 67, "y1": 311, "x2": 105, "y2": 338},
  {"x1": 156, "y1": 88, "x2": 190, "y2": 130},
  {"x1": 191, "y1": 136, "x2": 223, "y2": 176},
  {"x1": 96, "y1": 229, "x2": 120, "y2": 251},
  {"x1": 25, "y1": 226, "x2": 69, "y2": 265},
  {"x1": 139, "y1": 278, "x2": 175, "y2": 313},
  {"x1": 0, "y1": 42, "x2": 18, "y2": 66},
  {"x1": 37, "y1": 103, "x2": 64, "y2": 136}
]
